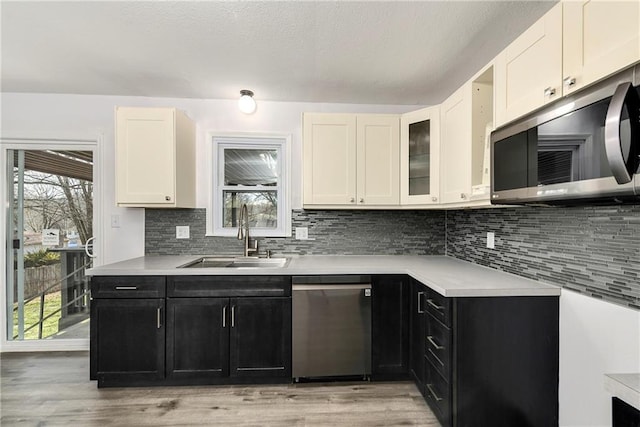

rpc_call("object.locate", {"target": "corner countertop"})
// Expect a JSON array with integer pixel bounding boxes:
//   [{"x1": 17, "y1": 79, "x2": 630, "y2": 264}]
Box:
[
  {"x1": 605, "y1": 373, "x2": 640, "y2": 411},
  {"x1": 86, "y1": 255, "x2": 560, "y2": 298}
]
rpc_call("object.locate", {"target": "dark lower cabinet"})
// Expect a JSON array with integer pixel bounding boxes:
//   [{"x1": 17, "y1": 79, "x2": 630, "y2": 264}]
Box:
[
  {"x1": 166, "y1": 296, "x2": 291, "y2": 383},
  {"x1": 90, "y1": 276, "x2": 166, "y2": 387},
  {"x1": 371, "y1": 275, "x2": 409, "y2": 380},
  {"x1": 230, "y1": 297, "x2": 292, "y2": 378},
  {"x1": 91, "y1": 275, "x2": 291, "y2": 387},
  {"x1": 409, "y1": 279, "x2": 426, "y2": 394},
  {"x1": 417, "y1": 283, "x2": 560, "y2": 427},
  {"x1": 166, "y1": 298, "x2": 229, "y2": 381},
  {"x1": 613, "y1": 397, "x2": 640, "y2": 427}
]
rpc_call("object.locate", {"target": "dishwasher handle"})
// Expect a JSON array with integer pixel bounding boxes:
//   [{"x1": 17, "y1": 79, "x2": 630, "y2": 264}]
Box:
[{"x1": 292, "y1": 284, "x2": 371, "y2": 291}]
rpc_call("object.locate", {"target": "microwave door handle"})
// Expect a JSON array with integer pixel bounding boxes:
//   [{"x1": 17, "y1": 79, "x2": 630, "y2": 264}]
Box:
[{"x1": 604, "y1": 82, "x2": 640, "y2": 184}]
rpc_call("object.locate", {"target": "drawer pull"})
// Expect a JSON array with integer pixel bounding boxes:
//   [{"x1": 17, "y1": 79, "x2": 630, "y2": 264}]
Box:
[
  {"x1": 426, "y1": 383, "x2": 443, "y2": 402},
  {"x1": 426, "y1": 299, "x2": 444, "y2": 311},
  {"x1": 428, "y1": 347, "x2": 445, "y2": 367},
  {"x1": 114, "y1": 286, "x2": 137, "y2": 290},
  {"x1": 417, "y1": 292, "x2": 425, "y2": 314},
  {"x1": 427, "y1": 335, "x2": 444, "y2": 350}
]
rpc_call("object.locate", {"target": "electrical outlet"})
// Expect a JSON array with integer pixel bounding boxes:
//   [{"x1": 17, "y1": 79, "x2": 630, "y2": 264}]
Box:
[
  {"x1": 110, "y1": 214, "x2": 121, "y2": 228},
  {"x1": 486, "y1": 232, "x2": 495, "y2": 249},
  {"x1": 295, "y1": 227, "x2": 309, "y2": 240},
  {"x1": 176, "y1": 226, "x2": 190, "y2": 239}
]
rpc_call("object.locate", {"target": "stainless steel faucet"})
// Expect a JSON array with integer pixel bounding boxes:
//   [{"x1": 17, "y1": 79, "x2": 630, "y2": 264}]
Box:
[{"x1": 237, "y1": 203, "x2": 258, "y2": 257}]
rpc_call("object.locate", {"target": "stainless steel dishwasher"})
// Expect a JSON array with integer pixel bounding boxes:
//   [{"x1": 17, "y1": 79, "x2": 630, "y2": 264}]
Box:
[{"x1": 292, "y1": 275, "x2": 371, "y2": 380}]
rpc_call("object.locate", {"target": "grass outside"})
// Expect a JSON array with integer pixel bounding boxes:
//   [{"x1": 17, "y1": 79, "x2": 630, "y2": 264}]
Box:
[{"x1": 12, "y1": 292, "x2": 61, "y2": 339}]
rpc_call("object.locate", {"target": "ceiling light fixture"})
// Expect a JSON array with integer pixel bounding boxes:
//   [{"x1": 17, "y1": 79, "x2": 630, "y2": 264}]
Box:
[{"x1": 238, "y1": 89, "x2": 256, "y2": 114}]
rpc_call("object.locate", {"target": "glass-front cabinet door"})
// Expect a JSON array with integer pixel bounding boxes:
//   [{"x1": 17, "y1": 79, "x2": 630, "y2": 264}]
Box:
[{"x1": 400, "y1": 106, "x2": 440, "y2": 205}]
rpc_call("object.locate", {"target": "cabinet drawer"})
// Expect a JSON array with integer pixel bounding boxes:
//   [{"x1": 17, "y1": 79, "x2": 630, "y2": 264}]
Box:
[
  {"x1": 91, "y1": 276, "x2": 166, "y2": 298},
  {"x1": 168, "y1": 276, "x2": 291, "y2": 297},
  {"x1": 425, "y1": 288, "x2": 451, "y2": 327},
  {"x1": 425, "y1": 314, "x2": 451, "y2": 381},
  {"x1": 424, "y1": 358, "x2": 451, "y2": 427}
]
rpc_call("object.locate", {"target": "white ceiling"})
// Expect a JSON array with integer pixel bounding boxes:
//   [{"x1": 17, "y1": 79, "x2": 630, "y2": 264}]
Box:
[{"x1": 0, "y1": 1, "x2": 557, "y2": 106}]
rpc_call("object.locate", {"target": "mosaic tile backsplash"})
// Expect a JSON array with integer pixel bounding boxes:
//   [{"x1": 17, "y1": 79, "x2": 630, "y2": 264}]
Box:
[
  {"x1": 145, "y1": 209, "x2": 446, "y2": 256},
  {"x1": 145, "y1": 205, "x2": 639, "y2": 310},
  {"x1": 446, "y1": 205, "x2": 640, "y2": 310}
]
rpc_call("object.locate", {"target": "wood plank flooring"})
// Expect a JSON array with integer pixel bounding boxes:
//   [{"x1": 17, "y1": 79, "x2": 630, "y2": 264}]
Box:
[{"x1": 0, "y1": 352, "x2": 440, "y2": 426}]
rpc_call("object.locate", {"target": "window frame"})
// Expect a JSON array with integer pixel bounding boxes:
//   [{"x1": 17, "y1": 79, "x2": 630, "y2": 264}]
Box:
[{"x1": 206, "y1": 132, "x2": 291, "y2": 237}]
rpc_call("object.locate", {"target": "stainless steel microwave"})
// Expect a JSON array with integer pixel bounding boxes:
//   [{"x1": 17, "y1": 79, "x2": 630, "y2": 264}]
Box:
[{"x1": 491, "y1": 65, "x2": 640, "y2": 205}]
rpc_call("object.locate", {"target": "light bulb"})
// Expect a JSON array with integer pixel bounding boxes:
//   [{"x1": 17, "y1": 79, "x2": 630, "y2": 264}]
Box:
[{"x1": 238, "y1": 90, "x2": 256, "y2": 114}]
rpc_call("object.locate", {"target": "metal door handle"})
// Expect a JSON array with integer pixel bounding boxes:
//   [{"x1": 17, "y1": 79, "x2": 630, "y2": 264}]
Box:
[
  {"x1": 427, "y1": 335, "x2": 444, "y2": 350},
  {"x1": 605, "y1": 81, "x2": 640, "y2": 184},
  {"x1": 359, "y1": 198, "x2": 364, "y2": 203},
  {"x1": 85, "y1": 236, "x2": 96, "y2": 258},
  {"x1": 115, "y1": 286, "x2": 137, "y2": 290},
  {"x1": 157, "y1": 307, "x2": 162, "y2": 329},
  {"x1": 426, "y1": 384, "x2": 443, "y2": 402},
  {"x1": 460, "y1": 193, "x2": 467, "y2": 199},
  {"x1": 417, "y1": 292, "x2": 425, "y2": 314},
  {"x1": 165, "y1": 196, "x2": 171, "y2": 201},
  {"x1": 431, "y1": 197, "x2": 437, "y2": 202},
  {"x1": 544, "y1": 87, "x2": 556, "y2": 97},
  {"x1": 350, "y1": 197, "x2": 355, "y2": 203},
  {"x1": 231, "y1": 306, "x2": 236, "y2": 327},
  {"x1": 222, "y1": 306, "x2": 227, "y2": 328}
]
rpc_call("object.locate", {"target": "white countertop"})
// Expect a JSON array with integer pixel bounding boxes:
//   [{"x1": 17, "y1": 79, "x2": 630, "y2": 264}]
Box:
[
  {"x1": 87, "y1": 255, "x2": 560, "y2": 298},
  {"x1": 605, "y1": 373, "x2": 640, "y2": 411}
]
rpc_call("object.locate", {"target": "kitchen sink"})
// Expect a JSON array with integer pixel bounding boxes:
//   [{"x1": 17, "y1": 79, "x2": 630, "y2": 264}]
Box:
[{"x1": 177, "y1": 256, "x2": 289, "y2": 269}]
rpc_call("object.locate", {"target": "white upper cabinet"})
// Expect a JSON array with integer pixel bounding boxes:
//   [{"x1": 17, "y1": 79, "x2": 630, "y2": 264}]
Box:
[
  {"x1": 115, "y1": 107, "x2": 195, "y2": 208},
  {"x1": 496, "y1": 1, "x2": 640, "y2": 127},
  {"x1": 303, "y1": 113, "x2": 399, "y2": 208},
  {"x1": 400, "y1": 107, "x2": 440, "y2": 205},
  {"x1": 495, "y1": 3, "x2": 562, "y2": 127},
  {"x1": 441, "y1": 85, "x2": 472, "y2": 204},
  {"x1": 440, "y1": 66, "x2": 494, "y2": 207},
  {"x1": 357, "y1": 115, "x2": 400, "y2": 206},
  {"x1": 563, "y1": 0, "x2": 640, "y2": 95}
]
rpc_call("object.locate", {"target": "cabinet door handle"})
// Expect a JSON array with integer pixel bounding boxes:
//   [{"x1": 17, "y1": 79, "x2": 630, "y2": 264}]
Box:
[
  {"x1": 165, "y1": 196, "x2": 171, "y2": 201},
  {"x1": 350, "y1": 197, "x2": 355, "y2": 203},
  {"x1": 431, "y1": 197, "x2": 437, "y2": 202},
  {"x1": 417, "y1": 292, "x2": 425, "y2": 314},
  {"x1": 222, "y1": 306, "x2": 227, "y2": 328},
  {"x1": 460, "y1": 193, "x2": 467, "y2": 199},
  {"x1": 157, "y1": 307, "x2": 162, "y2": 329},
  {"x1": 544, "y1": 87, "x2": 556, "y2": 97},
  {"x1": 426, "y1": 383, "x2": 443, "y2": 402},
  {"x1": 115, "y1": 286, "x2": 137, "y2": 290},
  {"x1": 359, "y1": 198, "x2": 364, "y2": 203},
  {"x1": 427, "y1": 299, "x2": 444, "y2": 311},
  {"x1": 231, "y1": 306, "x2": 236, "y2": 327},
  {"x1": 563, "y1": 76, "x2": 576, "y2": 88},
  {"x1": 427, "y1": 335, "x2": 444, "y2": 350}
]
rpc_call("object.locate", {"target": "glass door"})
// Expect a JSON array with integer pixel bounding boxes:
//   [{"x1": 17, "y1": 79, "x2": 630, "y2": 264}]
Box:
[
  {"x1": 400, "y1": 106, "x2": 441, "y2": 205},
  {"x1": 6, "y1": 149, "x2": 94, "y2": 342}
]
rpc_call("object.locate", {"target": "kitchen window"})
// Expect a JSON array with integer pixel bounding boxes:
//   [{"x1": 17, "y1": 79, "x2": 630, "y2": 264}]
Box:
[{"x1": 207, "y1": 134, "x2": 291, "y2": 237}]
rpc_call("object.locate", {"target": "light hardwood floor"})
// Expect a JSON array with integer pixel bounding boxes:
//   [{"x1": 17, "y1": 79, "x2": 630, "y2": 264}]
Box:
[{"x1": 0, "y1": 352, "x2": 440, "y2": 426}]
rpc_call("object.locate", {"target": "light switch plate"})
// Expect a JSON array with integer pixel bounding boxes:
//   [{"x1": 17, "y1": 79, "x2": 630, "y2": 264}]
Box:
[
  {"x1": 486, "y1": 232, "x2": 495, "y2": 249},
  {"x1": 110, "y1": 214, "x2": 121, "y2": 228},
  {"x1": 295, "y1": 227, "x2": 309, "y2": 240},
  {"x1": 176, "y1": 226, "x2": 190, "y2": 239}
]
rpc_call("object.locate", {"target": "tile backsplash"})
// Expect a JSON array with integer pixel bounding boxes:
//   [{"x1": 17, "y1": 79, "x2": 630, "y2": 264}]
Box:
[
  {"x1": 145, "y1": 205, "x2": 639, "y2": 310},
  {"x1": 446, "y1": 205, "x2": 640, "y2": 310},
  {"x1": 145, "y1": 209, "x2": 446, "y2": 256}
]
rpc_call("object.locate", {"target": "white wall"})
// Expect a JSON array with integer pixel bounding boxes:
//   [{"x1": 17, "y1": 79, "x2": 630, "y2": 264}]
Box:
[
  {"x1": 1, "y1": 92, "x2": 418, "y2": 264},
  {"x1": 559, "y1": 289, "x2": 640, "y2": 427}
]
